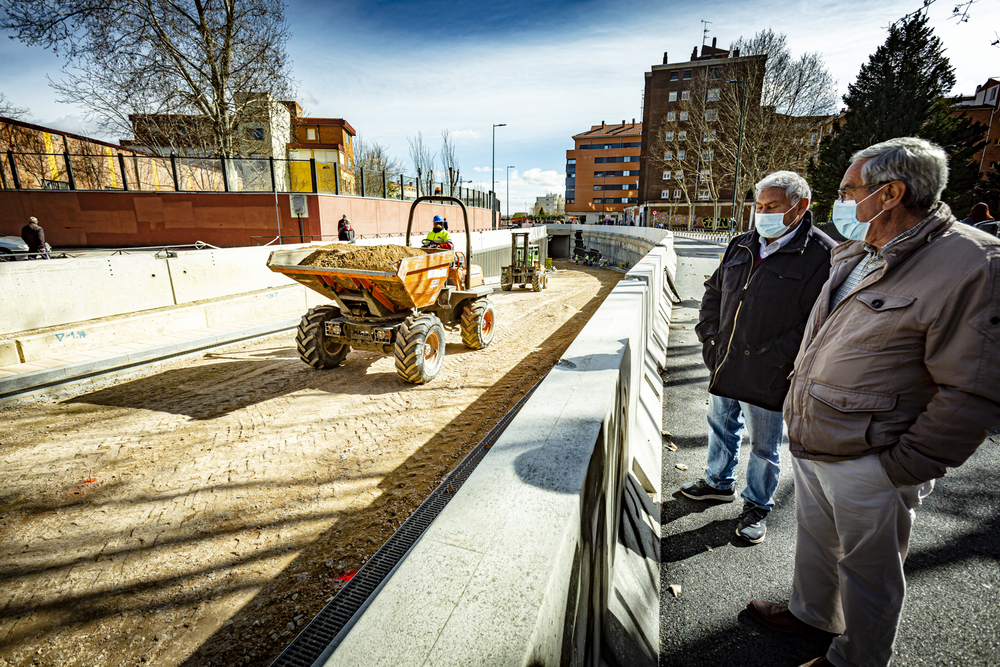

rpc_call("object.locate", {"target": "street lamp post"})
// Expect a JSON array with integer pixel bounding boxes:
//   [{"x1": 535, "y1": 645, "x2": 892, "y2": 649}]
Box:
[
  {"x1": 492, "y1": 123, "x2": 506, "y2": 229},
  {"x1": 506, "y1": 165, "x2": 515, "y2": 225},
  {"x1": 728, "y1": 79, "x2": 747, "y2": 235}
]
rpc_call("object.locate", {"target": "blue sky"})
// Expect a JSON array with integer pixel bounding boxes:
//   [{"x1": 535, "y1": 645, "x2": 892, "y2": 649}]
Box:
[{"x1": 1, "y1": 0, "x2": 998, "y2": 213}]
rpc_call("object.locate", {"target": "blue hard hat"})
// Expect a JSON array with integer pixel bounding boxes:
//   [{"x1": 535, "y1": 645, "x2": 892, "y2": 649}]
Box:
[{"x1": 433, "y1": 215, "x2": 444, "y2": 223}]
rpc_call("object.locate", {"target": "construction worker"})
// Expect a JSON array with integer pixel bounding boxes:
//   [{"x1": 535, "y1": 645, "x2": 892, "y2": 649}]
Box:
[{"x1": 424, "y1": 215, "x2": 452, "y2": 249}]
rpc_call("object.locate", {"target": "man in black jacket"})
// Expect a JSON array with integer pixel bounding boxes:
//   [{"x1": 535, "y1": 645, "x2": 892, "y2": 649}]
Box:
[
  {"x1": 20, "y1": 216, "x2": 48, "y2": 259},
  {"x1": 682, "y1": 171, "x2": 835, "y2": 543}
]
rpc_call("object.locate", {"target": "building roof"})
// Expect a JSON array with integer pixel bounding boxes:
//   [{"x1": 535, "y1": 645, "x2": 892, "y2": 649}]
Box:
[
  {"x1": 295, "y1": 117, "x2": 357, "y2": 135},
  {"x1": 573, "y1": 121, "x2": 641, "y2": 139}
]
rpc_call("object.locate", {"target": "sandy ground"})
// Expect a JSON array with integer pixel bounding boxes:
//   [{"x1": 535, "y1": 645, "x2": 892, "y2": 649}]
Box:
[{"x1": 0, "y1": 262, "x2": 622, "y2": 667}]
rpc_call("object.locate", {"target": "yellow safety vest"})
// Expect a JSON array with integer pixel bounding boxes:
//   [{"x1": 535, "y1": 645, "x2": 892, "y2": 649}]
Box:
[{"x1": 426, "y1": 229, "x2": 451, "y2": 243}]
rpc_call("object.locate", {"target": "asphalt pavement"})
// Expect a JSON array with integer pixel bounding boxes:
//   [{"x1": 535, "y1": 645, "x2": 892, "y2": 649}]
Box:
[{"x1": 658, "y1": 236, "x2": 1000, "y2": 667}]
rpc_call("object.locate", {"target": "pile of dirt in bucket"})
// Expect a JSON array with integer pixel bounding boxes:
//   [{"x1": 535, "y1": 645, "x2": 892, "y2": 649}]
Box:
[{"x1": 299, "y1": 244, "x2": 427, "y2": 272}]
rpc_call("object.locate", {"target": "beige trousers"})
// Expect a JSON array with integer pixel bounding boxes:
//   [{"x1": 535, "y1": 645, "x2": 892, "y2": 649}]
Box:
[{"x1": 789, "y1": 454, "x2": 934, "y2": 667}]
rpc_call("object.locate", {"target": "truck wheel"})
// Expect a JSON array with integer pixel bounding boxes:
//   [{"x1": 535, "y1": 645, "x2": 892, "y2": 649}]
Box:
[
  {"x1": 501, "y1": 267, "x2": 512, "y2": 291},
  {"x1": 461, "y1": 298, "x2": 496, "y2": 349},
  {"x1": 297, "y1": 305, "x2": 350, "y2": 369},
  {"x1": 394, "y1": 314, "x2": 446, "y2": 383},
  {"x1": 532, "y1": 274, "x2": 542, "y2": 292}
]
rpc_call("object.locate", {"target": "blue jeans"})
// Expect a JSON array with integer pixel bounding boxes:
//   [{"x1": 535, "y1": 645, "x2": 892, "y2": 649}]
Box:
[{"x1": 704, "y1": 393, "x2": 784, "y2": 511}]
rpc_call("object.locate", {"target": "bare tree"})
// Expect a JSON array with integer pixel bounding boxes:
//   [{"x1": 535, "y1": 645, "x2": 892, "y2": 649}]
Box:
[
  {"x1": 406, "y1": 131, "x2": 435, "y2": 195},
  {"x1": 0, "y1": 92, "x2": 30, "y2": 120},
  {"x1": 440, "y1": 130, "x2": 460, "y2": 194},
  {"x1": 0, "y1": 0, "x2": 295, "y2": 158},
  {"x1": 649, "y1": 31, "x2": 837, "y2": 229},
  {"x1": 354, "y1": 134, "x2": 404, "y2": 197}
]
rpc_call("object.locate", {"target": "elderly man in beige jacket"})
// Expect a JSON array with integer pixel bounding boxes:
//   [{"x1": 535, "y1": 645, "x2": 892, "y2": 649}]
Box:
[{"x1": 746, "y1": 137, "x2": 1000, "y2": 667}]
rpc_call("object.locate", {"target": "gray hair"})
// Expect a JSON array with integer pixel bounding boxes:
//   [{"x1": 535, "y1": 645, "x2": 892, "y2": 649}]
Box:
[
  {"x1": 850, "y1": 137, "x2": 948, "y2": 210},
  {"x1": 754, "y1": 171, "x2": 811, "y2": 204},
  {"x1": 28, "y1": 216, "x2": 37, "y2": 223}
]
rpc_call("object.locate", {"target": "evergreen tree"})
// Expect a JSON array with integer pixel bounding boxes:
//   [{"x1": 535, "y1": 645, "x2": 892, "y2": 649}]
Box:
[{"x1": 808, "y1": 11, "x2": 986, "y2": 217}]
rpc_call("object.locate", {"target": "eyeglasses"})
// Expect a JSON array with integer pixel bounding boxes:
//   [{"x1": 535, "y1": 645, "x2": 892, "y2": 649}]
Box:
[{"x1": 836, "y1": 182, "x2": 885, "y2": 202}]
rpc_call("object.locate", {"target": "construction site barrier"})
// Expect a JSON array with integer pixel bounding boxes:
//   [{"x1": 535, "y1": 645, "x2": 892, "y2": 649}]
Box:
[{"x1": 319, "y1": 233, "x2": 676, "y2": 666}]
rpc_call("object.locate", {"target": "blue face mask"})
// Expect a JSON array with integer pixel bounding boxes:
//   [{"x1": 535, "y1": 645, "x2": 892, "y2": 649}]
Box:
[
  {"x1": 832, "y1": 184, "x2": 887, "y2": 241},
  {"x1": 754, "y1": 202, "x2": 800, "y2": 239}
]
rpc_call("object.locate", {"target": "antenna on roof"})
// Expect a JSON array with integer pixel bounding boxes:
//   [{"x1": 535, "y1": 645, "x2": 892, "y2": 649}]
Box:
[{"x1": 701, "y1": 19, "x2": 712, "y2": 48}]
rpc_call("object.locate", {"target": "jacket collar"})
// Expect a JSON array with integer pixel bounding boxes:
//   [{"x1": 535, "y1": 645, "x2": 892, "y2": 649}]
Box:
[{"x1": 829, "y1": 201, "x2": 955, "y2": 267}]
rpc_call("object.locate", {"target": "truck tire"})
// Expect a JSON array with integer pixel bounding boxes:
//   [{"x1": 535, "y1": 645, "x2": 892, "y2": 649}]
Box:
[
  {"x1": 531, "y1": 273, "x2": 542, "y2": 292},
  {"x1": 501, "y1": 267, "x2": 512, "y2": 291},
  {"x1": 297, "y1": 305, "x2": 351, "y2": 369},
  {"x1": 460, "y1": 298, "x2": 496, "y2": 349},
  {"x1": 394, "y1": 314, "x2": 446, "y2": 384}
]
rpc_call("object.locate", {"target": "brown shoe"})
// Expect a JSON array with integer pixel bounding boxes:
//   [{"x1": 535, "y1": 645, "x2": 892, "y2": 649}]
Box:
[{"x1": 746, "y1": 600, "x2": 840, "y2": 643}]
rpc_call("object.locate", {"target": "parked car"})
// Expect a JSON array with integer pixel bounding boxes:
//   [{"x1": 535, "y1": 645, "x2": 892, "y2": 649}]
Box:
[{"x1": 0, "y1": 235, "x2": 29, "y2": 260}]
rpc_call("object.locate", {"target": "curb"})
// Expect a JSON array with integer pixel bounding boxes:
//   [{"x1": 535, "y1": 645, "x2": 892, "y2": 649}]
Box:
[{"x1": 0, "y1": 318, "x2": 299, "y2": 401}]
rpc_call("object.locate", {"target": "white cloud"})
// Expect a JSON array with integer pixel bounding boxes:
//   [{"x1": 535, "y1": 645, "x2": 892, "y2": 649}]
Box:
[
  {"x1": 41, "y1": 114, "x2": 108, "y2": 140},
  {"x1": 450, "y1": 129, "x2": 481, "y2": 142},
  {"x1": 297, "y1": 90, "x2": 319, "y2": 108},
  {"x1": 520, "y1": 168, "x2": 563, "y2": 188}
]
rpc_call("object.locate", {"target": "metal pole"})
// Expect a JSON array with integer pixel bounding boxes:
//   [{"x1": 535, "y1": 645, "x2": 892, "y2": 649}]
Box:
[
  {"x1": 334, "y1": 163, "x2": 341, "y2": 195},
  {"x1": 220, "y1": 156, "x2": 230, "y2": 192},
  {"x1": 118, "y1": 153, "x2": 129, "y2": 191},
  {"x1": 382, "y1": 169, "x2": 387, "y2": 198},
  {"x1": 359, "y1": 165, "x2": 365, "y2": 197},
  {"x1": 7, "y1": 151, "x2": 20, "y2": 189},
  {"x1": 170, "y1": 153, "x2": 180, "y2": 191},
  {"x1": 492, "y1": 123, "x2": 505, "y2": 229},
  {"x1": 64, "y1": 152, "x2": 76, "y2": 191},
  {"x1": 271, "y1": 157, "x2": 282, "y2": 245},
  {"x1": 310, "y1": 158, "x2": 318, "y2": 193}
]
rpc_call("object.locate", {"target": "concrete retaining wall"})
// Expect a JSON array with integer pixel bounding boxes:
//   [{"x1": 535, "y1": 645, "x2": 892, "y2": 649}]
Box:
[
  {"x1": 326, "y1": 233, "x2": 676, "y2": 666},
  {"x1": 0, "y1": 228, "x2": 548, "y2": 363}
]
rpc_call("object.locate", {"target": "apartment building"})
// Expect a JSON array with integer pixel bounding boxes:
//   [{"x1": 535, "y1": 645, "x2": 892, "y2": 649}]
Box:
[
  {"x1": 638, "y1": 39, "x2": 766, "y2": 228},
  {"x1": 534, "y1": 193, "x2": 565, "y2": 216},
  {"x1": 953, "y1": 78, "x2": 1000, "y2": 182},
  {"x1": 565, "y1": 120, "x2": 641, "y2": 223}
]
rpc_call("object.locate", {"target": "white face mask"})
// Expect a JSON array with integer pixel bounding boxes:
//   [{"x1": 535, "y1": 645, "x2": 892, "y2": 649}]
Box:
[
  {"x1": 831, "y1": 184, "x2": 887, "y2": 241},
  {"x1": 754, "y1": 200, "x2": 801, "y2": 239}
]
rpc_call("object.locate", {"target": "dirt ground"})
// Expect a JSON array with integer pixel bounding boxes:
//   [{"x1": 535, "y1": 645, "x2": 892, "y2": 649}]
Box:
[{"x1": 0, "y1": 262, "x2": 622, "y2": 667}]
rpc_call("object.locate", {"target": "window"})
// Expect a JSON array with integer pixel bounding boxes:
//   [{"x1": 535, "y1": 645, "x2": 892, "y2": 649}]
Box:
[
  {"x1": 663, "y1": 171, "x2": 671, "y2": 180},
  {"x1": 677, "y1": 149, "x2": 686, "y2": 160},
  {"x1": 666, "y1": 111, "x2": 676, "y2": 121},
  {"x1": 665, "y1": 131, "x2": 674, "y2": 141},
  {"x1": 710, "y1": 67, "x2": 723, "y2": 79},
  {"x1": 699, "y1": 169, "x2": 710, "y2": 181},
  {"x1": 703, "y1": 130, "x2": 716, "y2": 142},
  {"x1": 990, "y1": 87, "x2": 997, "y2": 101},
  {"x1": 810, "y1": 133, "x2": 818, "y2": 146},
  {"x1": 705, "y1": 109, "x2": 718, "y2": 121},
  {"x1": 702, "y1": 150, "x2": 713, "y2": 161},
  {"x1": 670, "y1": 71, "x2": 679, "y2": 81},
  {"x1": 674, "y1": 189, "x2": 682, "y2": 199},
  {"x1": 306, "y1": 128, "x2": 316, "y2": 141},
  {"x1": 679, "y1": 111, "x2": 689, "y2": 121},
  {"x1": 567, "y1": 158, "x2": 576, "y2": 165},
  {"x1": 675, "y1": 170, "x2": 684, "y2": 180},
  {"x1": 681, "y1": 90, "x2": 690, "y2": 101},
  {"x1": 663, "y1": 150, "x2": 673, "y2": 160},
  {"x1": 668, "y1": 91, "x2": 678, "y2": 102},
  {"x1": 567, "y1": 199, "x2": 575, "y2": 204},
  {"x1": 678, "y1": 130, "x2": 687, "y2": 141},
  {"x1": 683, "y1": 69, "x2": 692, "y2": 79},
  {"x1": 707, "y1": 88, "x2": 720, "y2": 102},
  {"x1": 661, "y1": 189, "x2": 670, "y2": 199},
  {"x1": 698, "y1": 189, "x2": 710, "y2": 201},
  {"x1": 247, "y1": 126, "x2": 264, "y2": 141}
]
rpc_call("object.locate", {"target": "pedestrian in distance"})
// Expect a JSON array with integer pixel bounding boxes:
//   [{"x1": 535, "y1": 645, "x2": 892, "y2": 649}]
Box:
[
  {"x1": 684, "y1": 171, "x2": 835, "y2": 544},
  {"x1": 748, "y1": 137, "x2": 1000, "y2": 667},
  {"x1": 338, "y1": 216, "x2": 355, "y2": 243},
  {"x1": 960, "y1": 202, "x2": 996, "y2": 235},
  {"x1": 20, "y1": 216, "x2": 49, "y2": 259}
]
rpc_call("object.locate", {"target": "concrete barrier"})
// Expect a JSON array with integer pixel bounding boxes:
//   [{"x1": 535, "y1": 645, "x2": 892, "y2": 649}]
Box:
[
  {"x1": 324, "y1": 233, "x2": 676, "y2": 666},
  {"x1": 0, "y1": 229, "x2": 547, "y2": 362}
]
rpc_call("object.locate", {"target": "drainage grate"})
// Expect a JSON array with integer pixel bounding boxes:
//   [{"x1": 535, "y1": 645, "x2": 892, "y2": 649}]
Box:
[{"x1": 270, "y1": 378, "x2": 542, "y2": 667}]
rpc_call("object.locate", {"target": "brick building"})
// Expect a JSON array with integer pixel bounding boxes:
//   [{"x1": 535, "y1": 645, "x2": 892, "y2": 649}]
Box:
[
  {"x1": 638, "y1": 39, "x2": 766, "y2": 229},
  {"x1": 564, "y1": 121, "x2": 641, "y2": 224},
  {"x1": 953, "y1": 78, "x2": 1000, "y2": 184}
]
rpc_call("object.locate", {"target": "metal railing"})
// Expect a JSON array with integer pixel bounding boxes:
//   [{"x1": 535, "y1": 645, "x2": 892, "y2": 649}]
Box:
[{"x1": 0, "y1": 150, "x2": 496, "y2": 210}]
